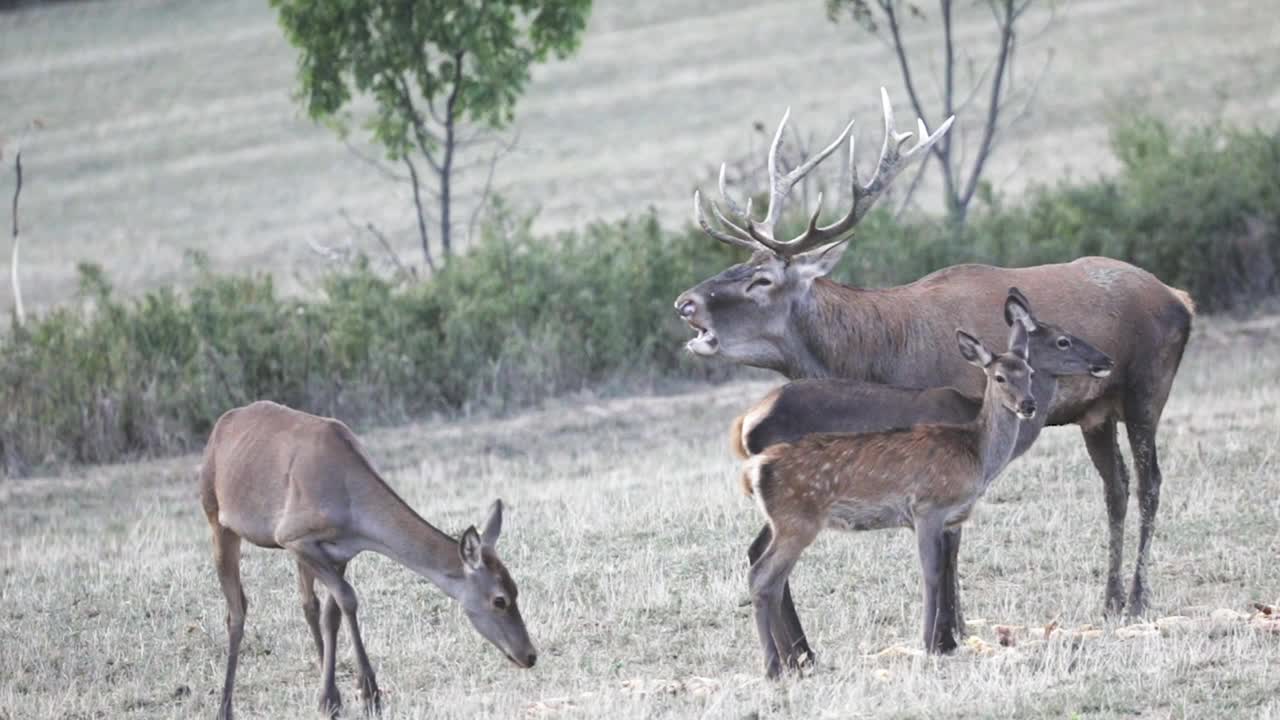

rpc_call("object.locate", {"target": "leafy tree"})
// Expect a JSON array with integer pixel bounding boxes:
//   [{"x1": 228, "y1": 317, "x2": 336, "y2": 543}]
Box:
[{"x1": 271, "y1": 0, "x2": 592, "y2": 269}]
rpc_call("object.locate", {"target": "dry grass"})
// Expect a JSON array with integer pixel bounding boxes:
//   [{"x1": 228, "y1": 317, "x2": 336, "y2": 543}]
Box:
[
  {"x1": 3, "y1": 0, "x2": 1280, "y2": 312},
  {"x1": 1, "y1": 314, "x2": 1277, "y2": 719}
]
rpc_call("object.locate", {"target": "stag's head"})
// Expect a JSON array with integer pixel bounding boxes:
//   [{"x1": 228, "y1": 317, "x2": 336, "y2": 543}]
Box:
[
  {"x1": 957, "y1": 321, "x2": 1037, "y2": 421},
  {"x1": 675, "y1": 89, "x2": 953, "y2": 367},
  {"x1": 1004, "y1": 288, "x2": 1114, "y2": 379},
  {"x1": 456, "y1": 500, "x2": 538, "y2": 669}
]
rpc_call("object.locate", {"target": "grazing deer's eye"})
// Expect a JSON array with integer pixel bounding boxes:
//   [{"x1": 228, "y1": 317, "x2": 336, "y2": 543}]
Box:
[
  {"x1": 493, "y1": 596, "x2": 509, "y2": 611},
  {"x1": 1056, "y1": 337, "x2": 1071, "y2": 349},
  {"x1": 747, "y1": 276, "x2": 773, "y2": 292}
]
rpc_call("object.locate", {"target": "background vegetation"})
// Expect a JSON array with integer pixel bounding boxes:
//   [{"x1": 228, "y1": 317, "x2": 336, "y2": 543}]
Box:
[{"x1": 2, "y1": 116, "x2": 1277, "y2": 475}]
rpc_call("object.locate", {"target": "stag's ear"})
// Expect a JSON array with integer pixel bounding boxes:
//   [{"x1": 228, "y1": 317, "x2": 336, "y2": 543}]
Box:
[
  {"x1": 481, "y1": 499, "x2": 503, "y2": 547},
  {"x1": 957, "y1": 329, "x2": 994, "y2": 368},
  {"x1": 459, "y1": 526, "x2": 485, "y2": 572},
  {"x1": 1008, "y1": 321, "x2": 1030, "y2": 361},
  {"x1": 792, "y1": 240, "x2": 850, "y2": 281},
  {"x1": 1004, "y1": 287, "x2": 1036, "y2": 331}
]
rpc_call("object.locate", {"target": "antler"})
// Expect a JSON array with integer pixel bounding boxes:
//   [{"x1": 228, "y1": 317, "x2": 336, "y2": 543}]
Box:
[{"x1": 694, "y1": 87, "x2": 955, "y2": 258}]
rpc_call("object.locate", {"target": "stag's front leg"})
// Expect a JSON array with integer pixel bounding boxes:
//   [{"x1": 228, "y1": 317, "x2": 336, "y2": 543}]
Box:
[{"x1": 916, "y1": 517, "x2": 959, "y2": 654}]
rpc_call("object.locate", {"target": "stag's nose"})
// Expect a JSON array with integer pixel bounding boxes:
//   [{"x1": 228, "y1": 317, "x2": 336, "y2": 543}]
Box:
[{"x1": 675, "y1": 296, "x2": 698, "y2": 319}]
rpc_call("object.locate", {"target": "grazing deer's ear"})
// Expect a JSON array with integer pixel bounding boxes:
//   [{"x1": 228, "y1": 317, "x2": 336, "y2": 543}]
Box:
[
  {"x1": 459, "y1": 526, "x2": 485, "y2": 571},
  {"x1": 481, "y1": 499, "x2": 503, "y2": 547},
  {"x1": 1004, "y1": 287, "x2": 1036, "y2": 331},
  {"x1": 956, "y1": 329, "x2": 994, "y2": 367},
  {"x1": 1009, "y1": 321, "x2": 1030, "y2": 361},
  {"x1": 793, "y1": 240, "x2": 849, "y2": 281}
]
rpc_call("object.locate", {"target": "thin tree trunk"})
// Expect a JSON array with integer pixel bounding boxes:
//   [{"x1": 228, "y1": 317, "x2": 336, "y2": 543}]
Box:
[{"x1": 438, "y1": 50, "x2": 466, "y2": 260}]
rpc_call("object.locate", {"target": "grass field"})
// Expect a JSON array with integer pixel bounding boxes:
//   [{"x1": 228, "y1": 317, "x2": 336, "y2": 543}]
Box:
[
  {"x1": 3, "y1": 0, "x2": 1280, "y2": 312},
  {"x1": 1, "y1": 312, "x2": 1277, "y2": 719}
]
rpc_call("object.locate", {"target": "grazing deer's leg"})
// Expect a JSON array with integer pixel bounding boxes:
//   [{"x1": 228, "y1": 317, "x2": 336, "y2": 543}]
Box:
[
  {"x1": 916, "y1": 517, "x2": 958, "y2": 654},
  {"x1": 294, "y1": 546, "x2": 382, "y2": 716},
  {"x1": 297, "y1": 561, "x2": 325, "y2": 668},
  {"x1": 1082, "y1": 419, "x2": 1130, "y2": 616},
  {"x1": 748, "y1": 524, "x2": 815, "y2": 667},
  {"x1": 937, "y1": 526, "x2": 965, "y2": 639},
  {"x1": 211, "y1": 526, "x2": 246, "y2": 720},
  {"x1": 750, "y1": 525, "x2": 818, "y2": 678}
]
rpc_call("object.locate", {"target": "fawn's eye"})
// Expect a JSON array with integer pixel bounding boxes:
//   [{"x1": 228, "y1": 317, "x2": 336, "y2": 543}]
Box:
[
  {"x1": 493, "y1": 596, "x2": 509, "y2": 611},
  {"x1": 995, "y1": 375, "x2": 1007, "y2": 384},
  {"x1": 1056, "y1": 337, "x2": 1071, "y2": 349},
  {"x1": 747, "y1": 276, "x2": 773, "y2": 292}
]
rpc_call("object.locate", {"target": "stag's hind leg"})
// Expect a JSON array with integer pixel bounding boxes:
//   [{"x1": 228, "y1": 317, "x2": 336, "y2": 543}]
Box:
[
  {"x1": 1124, "y1": 381, "x2": 1175, "y2": 618},
  {"x1": 1082, "y1": 418, "x2": 1130, "y2": 616},
  {"x1": 749, "y1": 524, "x2": 816, "y2": 668},
  {"x1": 210, "y1": 523, "x2": 247, "y2": 720}
]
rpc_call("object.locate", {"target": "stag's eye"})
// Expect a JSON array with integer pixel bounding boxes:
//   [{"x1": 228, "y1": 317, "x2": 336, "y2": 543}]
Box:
[
  {"x1": 747, "y1": 276, "x2": 773, "y2": 292},
  {"x1": 493, "y1": 596, "x2": 509, "y2": 611},
  {"x1": 1056, "y1": 337, "x2": 1071, "y2": 349}
]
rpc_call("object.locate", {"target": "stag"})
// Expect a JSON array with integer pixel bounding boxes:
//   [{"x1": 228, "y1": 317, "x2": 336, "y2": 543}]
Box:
[
  {"x1": 200, "y1": 401, "x2": 536, "y2": 720},
  {"x1": 676, "y1": 88, "x2": 1194, "y2": 652},
  {"x1": 741, "y1": 321, "x2": 1037, "y2": 677},
  {"x1": 731, "y1": 288, "x2": 1113, "y2": 657}
]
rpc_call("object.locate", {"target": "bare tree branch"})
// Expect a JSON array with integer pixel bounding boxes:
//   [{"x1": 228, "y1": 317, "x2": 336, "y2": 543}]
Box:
[
  {"x1": 344, "y1": 140, "x2": 410, "y2": 183},
  {"x1": 959, "y1": 0, "x2": 1016, "y2": 213},
  {"x1": 467, "y1": 130, "x2": 520, "y2": 243},
  {"x1": 337, "y1": 208, "x2": 417, "y2": 281},
  {"x1": 10, "y1": 149, "x2": 23, "y2": 326}
]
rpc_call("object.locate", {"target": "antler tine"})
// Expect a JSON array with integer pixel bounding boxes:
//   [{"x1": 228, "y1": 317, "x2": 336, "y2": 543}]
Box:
[
  {"x1": 717, "y1": 163, "x2": 751, "y2": 219},
  {"x1": 749, "y1": 114, "x2": 856, "y2": 256},
  {"x1": 693, "y1": 190, "x2": 761, "y2": 252}
]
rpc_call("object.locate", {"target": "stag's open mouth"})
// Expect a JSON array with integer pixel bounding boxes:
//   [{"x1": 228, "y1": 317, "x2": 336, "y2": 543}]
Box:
[{"x1": 685, "y1": 320, "x2": 719, "y2": 356}]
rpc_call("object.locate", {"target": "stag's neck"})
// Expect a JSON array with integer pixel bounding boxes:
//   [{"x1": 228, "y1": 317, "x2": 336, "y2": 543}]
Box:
[
  {"x1": 1010, "y1": 372, "x2": 1059, "y2": 460},
  {"x1": 789, "y1": 280, "x2": 915, "y2": 381},
  {"x1": 974, "y1": 382, "x2": 1023, "y2": 484},
  {"x1": 362, "y1": 481, "x2": 467, "y2": 599}
]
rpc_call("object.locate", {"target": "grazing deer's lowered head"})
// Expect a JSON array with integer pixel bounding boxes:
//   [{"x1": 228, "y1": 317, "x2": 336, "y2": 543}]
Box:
[{"x1": 455, "y1": 501, "x2": 537, "y2": 668}]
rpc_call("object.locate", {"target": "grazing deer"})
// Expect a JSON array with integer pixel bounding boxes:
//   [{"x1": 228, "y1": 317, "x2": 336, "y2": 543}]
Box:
[
  {"x1": 676, "y1": 88, "x2": 1194, "y2": 635},
  {"x1": 732, "y1": 288, "x2": 1113, "y2": 656},
  {"x1": 741, "y1": 321, "x2": 1036, "y2": 677},
  {"x1": 200, "y1": 401, "x2": 536, "y2": 720}
]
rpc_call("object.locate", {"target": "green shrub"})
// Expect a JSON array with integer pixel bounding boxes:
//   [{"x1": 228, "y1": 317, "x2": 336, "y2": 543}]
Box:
[{"x1": 1, "y1": 116, "x2": 1276, "y2": 475}]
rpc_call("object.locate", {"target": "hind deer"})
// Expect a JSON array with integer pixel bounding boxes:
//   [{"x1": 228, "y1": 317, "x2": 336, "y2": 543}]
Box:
[
  {"x1": 200, "y1": 401, "x2": 536, "y2": 720},
  {"x1": 676, "y1": 88, "x2": 1194, "y2": 649},
  {"x1": 740, "y1": 319, "x2": 1036, "y2": 678},
  {"x1": 731, "y1": 288, "x2": 1113, "y2": 656}
]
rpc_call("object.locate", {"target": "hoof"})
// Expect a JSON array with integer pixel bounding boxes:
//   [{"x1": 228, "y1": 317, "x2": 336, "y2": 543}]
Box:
[
  {"x1": 359, "y1": 679, "x2": 382, "y2": 715},
  {"x1": 319, "y1": 690, "x2": 342, "y2": 719}
]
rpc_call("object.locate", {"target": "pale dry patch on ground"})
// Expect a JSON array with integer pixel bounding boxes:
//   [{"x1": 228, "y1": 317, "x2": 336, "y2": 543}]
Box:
[
  {"x1": 2, "y1": 0, "x2": 1280, "y2": 311},
  {"x1": 1, "y1": 315, "x2": 1278, "y2": 718}
]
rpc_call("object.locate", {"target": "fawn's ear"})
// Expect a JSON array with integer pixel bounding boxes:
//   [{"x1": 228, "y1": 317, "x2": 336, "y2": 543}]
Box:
[
  {"x1": 957, "y1": 329, "x2": 994, "y2": 368},
  {"x1": 1004, "y1": 287, "x2": 1036, "y2": 331},
  {"x1": 459, "y1": 526, "x2": 485, "y2": 572},
  {"x1": 481, "y1": 499, "x2": 503, "y2": 547},
  {"x1": 1008, "y1": 321, "x2": 1030, "y2": 361}
]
